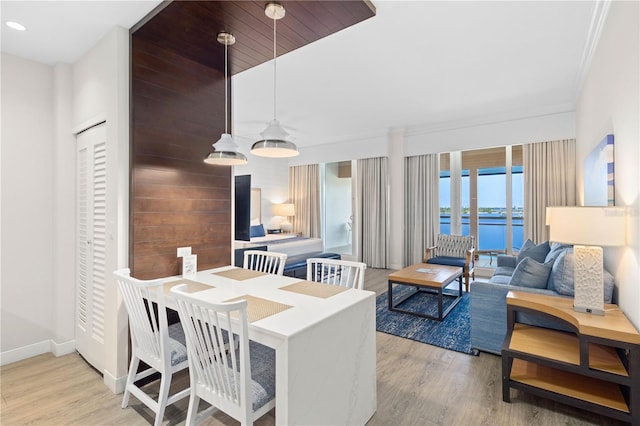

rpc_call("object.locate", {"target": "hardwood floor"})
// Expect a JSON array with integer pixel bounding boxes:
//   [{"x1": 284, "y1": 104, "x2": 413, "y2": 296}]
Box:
[{"x1": 1, "y1": 268, "x2": 623, "y2": 425}]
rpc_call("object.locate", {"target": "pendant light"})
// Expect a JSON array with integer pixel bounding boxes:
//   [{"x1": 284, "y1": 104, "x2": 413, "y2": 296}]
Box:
[
  {"x1": 204, "y1": 32, "x2": 248, "y2": 166},
  {"x1": 250, "y1": 2, "x2": 299, "y2": 158}
]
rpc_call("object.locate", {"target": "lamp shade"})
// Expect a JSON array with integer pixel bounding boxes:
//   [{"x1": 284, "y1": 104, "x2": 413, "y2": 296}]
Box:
[
  {"x1": 204, "y1": 133, "x2": 247, "y2": 166},
  {"x1": 273, "y1": 203, "x2": 295, "y2": 217},
  {"x1": 251, "y1": 120, "x2": 299, "y2": 158},
  {"x1": 546, "y1": 206, "x2": 626, "y2": 246}
]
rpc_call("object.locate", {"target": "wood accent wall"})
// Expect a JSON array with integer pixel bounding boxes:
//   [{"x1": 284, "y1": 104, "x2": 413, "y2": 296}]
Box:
[
  {"x1": 130, "y1": 36, "x2": 231, "y2": 280},
  {"x1": 128, "y1": 0, "x2": 375, "y2": 280}
]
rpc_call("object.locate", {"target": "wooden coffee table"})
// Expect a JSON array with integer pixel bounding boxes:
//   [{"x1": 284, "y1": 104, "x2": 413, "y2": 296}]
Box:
[{"x1": 387, "y1": 263, "x2": 463, "y2": 321}]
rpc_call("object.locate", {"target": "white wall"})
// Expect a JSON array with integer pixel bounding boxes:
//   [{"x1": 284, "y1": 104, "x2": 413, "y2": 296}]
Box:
[
  {"x1": 576, "y1": 1, "x2": 639, "y2": 328},
  {"x1": 72, "y1": 26, "x2": 131, "y2": 391},
  {"x1": 1, "y1": 54, "x2": 57, "y2": 356},
  {"x1": 0, "y1": 27, "x2": 130, "y2": 392},
  {"x1": 52, "y1": 63, "x2": 76, "y2": 345},
  {"x1": 404, "y1": 111, "x2": 576, "y2": 156}
]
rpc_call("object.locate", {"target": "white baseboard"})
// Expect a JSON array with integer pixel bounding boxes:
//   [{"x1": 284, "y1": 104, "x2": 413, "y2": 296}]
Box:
[
  {"x1": 103, "y1": 369, "x2": 127, "y2": 394},
  {"x1": 51, "y1": 339, "x2": 76, "y2": 357},
  {"x1": 0, "y1": 339, "x2": 76, "y2": 366}
]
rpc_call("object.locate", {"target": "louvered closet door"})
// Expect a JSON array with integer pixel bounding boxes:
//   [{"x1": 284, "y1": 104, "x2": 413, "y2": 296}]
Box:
[{"x1": 76, "y1": 123, "x2": 107, "y2": 371}]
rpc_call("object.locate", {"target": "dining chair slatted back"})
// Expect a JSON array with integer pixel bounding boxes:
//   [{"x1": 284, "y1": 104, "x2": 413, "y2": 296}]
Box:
[
  {"x1": 171, "y1": 284, "x2": 276, "y2": 425},
  {"x1": 243, "y1": 250, "x2": 287, "y2": 275},
  {"x1": 114, "y1": 268, "x2": 189, "y2": 426},
  {"x1": 306, "y1": 258, "x2": 367, "y2": 290}
]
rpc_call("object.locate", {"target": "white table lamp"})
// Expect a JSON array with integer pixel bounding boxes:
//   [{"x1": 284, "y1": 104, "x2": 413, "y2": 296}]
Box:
[
  {"x1": 273, "y1": 203, "x2": 295, "y2": 232},
  {"x1": 546, "y1": 206, "x2": 626, "y2": 315}
]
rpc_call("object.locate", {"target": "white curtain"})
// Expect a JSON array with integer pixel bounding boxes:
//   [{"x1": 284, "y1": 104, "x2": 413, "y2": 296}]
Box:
[
  {"x1": 356, "y1": 157, "x2": 389, "y2": 268},
  {"x1": 524, "y1": 139, "x2": 576, "y2": 242},
  {"x1": 404, "y1": 154, "x2": 440, "y2": 266},
  {"x1": 289, "y1": 164, "x2": 321, "y2": 238}
]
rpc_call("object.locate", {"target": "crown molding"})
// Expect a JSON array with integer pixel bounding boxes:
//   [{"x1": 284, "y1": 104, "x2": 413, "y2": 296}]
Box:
[
  {"x1": 572, "y1": 0, "x2": 612, "y2": 102},
  {"x1": 402, "y1": 103, "x2": 575, "y2": 138}
]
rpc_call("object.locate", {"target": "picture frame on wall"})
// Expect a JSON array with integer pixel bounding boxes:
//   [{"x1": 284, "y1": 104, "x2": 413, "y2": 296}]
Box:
[{"x1": 584, "y1": 134, "x2": 614, "y2": 206}]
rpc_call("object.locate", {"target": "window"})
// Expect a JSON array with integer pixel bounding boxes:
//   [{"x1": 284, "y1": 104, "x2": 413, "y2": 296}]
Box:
[{"x1": 440, "y1": 146, "x2": 523, "y2": 260}]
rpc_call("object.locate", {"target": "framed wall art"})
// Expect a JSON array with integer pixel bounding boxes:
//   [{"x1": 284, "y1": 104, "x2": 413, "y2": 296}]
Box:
[{"x1": 584, "y1": 134, "x2": 614, "y2": 206}]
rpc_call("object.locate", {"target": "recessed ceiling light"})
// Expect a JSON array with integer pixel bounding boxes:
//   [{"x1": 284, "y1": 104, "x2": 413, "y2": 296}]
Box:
[{"x1": 6, "y1": 21, "x2": 27, "y2": 31}]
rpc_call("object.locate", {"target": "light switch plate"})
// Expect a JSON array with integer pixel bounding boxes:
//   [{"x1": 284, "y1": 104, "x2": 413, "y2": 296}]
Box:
[{"x1": 177, "y1": 247, "x2": 192, "y2": 257}]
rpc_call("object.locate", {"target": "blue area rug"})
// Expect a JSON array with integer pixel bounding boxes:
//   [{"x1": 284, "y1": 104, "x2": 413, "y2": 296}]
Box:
[{"x1": 376, "y1": 286, "x2": 479, "y2": 356}]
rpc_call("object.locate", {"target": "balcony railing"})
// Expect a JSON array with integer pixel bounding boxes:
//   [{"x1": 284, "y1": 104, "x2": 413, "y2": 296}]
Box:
[{"x1": 439, "y1": 214, "x2": 523, "y2": 252}]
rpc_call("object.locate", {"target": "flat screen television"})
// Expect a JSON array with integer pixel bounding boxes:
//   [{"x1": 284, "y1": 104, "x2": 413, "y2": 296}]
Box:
[{"x1": 235, "y1": 174, "x2": 251, "y2": 241}]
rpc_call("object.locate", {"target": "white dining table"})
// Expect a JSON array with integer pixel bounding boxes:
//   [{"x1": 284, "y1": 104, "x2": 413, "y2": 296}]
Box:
[{"x1": 161, "y1": 266, "x2": 377, "y2": 426}]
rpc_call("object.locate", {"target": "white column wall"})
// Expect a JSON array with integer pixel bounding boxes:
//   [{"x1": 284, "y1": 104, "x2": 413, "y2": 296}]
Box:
[
  {"x1": 52, "y1": 63, "x2": 77, "y2": 345},
  {"x1": 0, "y1": 54, "x2": 56, "y2": 357},
  {"x1": 388, "y1": 130, "x2": 404, "y2": 270},
  {"x1": 576, "y1": 1, "x2": 639, "y2": 328},
  {"x1": 72, "y1": 26, "x2": 131, "y2": 391}
]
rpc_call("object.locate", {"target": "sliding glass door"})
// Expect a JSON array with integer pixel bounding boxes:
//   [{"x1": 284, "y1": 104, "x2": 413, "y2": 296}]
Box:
[{"x1": 440, "y1": 146, "x2": 523, "y2": 262}]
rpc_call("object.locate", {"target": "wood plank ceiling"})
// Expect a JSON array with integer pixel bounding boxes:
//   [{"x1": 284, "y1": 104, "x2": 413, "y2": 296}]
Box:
[
  {"x1": 133, "y1": 0, "x2": 376, "y2": 75},
  {"x1": 130, "y1": 0, "x2": 375, "y2": 279}
]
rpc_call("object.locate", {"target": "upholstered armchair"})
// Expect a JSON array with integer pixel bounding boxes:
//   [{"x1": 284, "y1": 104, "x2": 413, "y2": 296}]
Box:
[{"x1": 423, "y1": 234, "x2": 475, "y2": 292}]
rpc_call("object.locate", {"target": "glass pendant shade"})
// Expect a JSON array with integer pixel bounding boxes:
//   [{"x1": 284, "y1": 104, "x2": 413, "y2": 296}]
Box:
[
  {"x1": 251, "y1": 119, "x2": 299, "y2": 158},
  {"x1": 204, "y1": 133, "x2": 248, "y2": 165}
]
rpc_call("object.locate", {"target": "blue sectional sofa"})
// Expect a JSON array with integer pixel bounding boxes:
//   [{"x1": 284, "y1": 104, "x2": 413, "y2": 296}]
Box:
[{"x1": 470, "y1": 241, "x2": 615, "y2": 354}]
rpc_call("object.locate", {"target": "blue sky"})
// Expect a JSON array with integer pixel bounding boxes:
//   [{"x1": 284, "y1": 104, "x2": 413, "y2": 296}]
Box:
[{"x1": 440, "y1": 174, "x2": 524, "y2": 208}]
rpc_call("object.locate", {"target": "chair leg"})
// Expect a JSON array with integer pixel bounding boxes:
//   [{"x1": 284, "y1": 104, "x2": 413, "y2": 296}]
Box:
[
  {"x1": 122, "y1": 356, "x2": 140, "y2": 408},
  {"x1": 154, "y1": 373, "x2": 171, "y2": 426},
  {"x1": 464, "y1": 274, "x2": 470, "y2": 293},
  {"x1": 185, "y1": 389, "x2": 200, "y2": 426}
]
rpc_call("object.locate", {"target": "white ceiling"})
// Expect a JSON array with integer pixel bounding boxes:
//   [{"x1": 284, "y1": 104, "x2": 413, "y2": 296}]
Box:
[
  {"x1": 1, "y1": 0, "x2": 162, "y2": 64},
  {"x1": 1, "y1": 1, "x2": 600, "y2": 150}
]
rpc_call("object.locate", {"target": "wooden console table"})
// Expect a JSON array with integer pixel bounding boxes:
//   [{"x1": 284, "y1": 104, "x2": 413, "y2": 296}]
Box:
[{"x1": 502, "y1": 291, "x2": 640, "y2": 425}]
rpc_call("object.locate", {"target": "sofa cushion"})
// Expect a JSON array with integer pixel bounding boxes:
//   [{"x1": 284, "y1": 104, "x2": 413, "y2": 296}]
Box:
[
  {"x1": 487, "y1": 274, "x2": 512, "y2": 285},
  {"x1": 547, "y1": 249, "x2": 574, "y2": 295},
  {"x1": 493, "y1": 266, "x2": 515, "y2": 277},
  {"x1": 516, "y1": 240, "x2": 550, "y2": 264},
  {"x1": 511, "y1": 257, "x2": 553, "y2": 289},
  {"x1": 427, "y1": 256, "x2": 467, "y2": 269}
]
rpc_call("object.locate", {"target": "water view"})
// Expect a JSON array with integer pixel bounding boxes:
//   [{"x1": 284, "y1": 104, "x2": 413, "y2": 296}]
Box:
[
  {"x1": 440, "y1": 168, "x2": 524, "y2": 252},
  {"x1": 440, "y1": 208, "x2": 524, "y2": 252}
]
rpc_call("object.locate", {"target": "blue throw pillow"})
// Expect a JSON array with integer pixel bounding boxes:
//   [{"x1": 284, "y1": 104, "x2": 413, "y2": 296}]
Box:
[
  {"x1": 250, "y1": 224, "x2": 266, "y2": 238},
  {"x1": 517, "y1": 240, "x2": 550, "y2": 264},
  {"x1": 547, "y1": 249, "x2": 574, "y2": 295},
  {"x1": 545, "y1": 242, "x2": 572, "y2": 264},
  {"x1": 512, "y1": 257, "x2": 554, "y2": 289}
]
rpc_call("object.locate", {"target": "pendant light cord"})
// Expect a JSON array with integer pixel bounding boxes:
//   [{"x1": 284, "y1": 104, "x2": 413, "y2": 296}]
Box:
[
  {"x1": 273, "y1": 15, "x2": 277, "y2": 121},
  {"x1": 224, "y1": 40, "x2": 229, "y2": 134}
]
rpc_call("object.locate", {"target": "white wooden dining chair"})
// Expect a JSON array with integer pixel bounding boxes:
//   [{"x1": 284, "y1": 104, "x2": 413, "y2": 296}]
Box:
[
  {"x1": 243, "y1": 250, "x2": 287, "y2": 275},
  {"x1": 306, "y1": 258, "x2": 367, "y2": 290},
  {"x1": 171, "y1": 284, "x2": 276, "y2": 426},
  {"x1": 113, "y1": 268, "x2": 190, "y2": 426}
]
